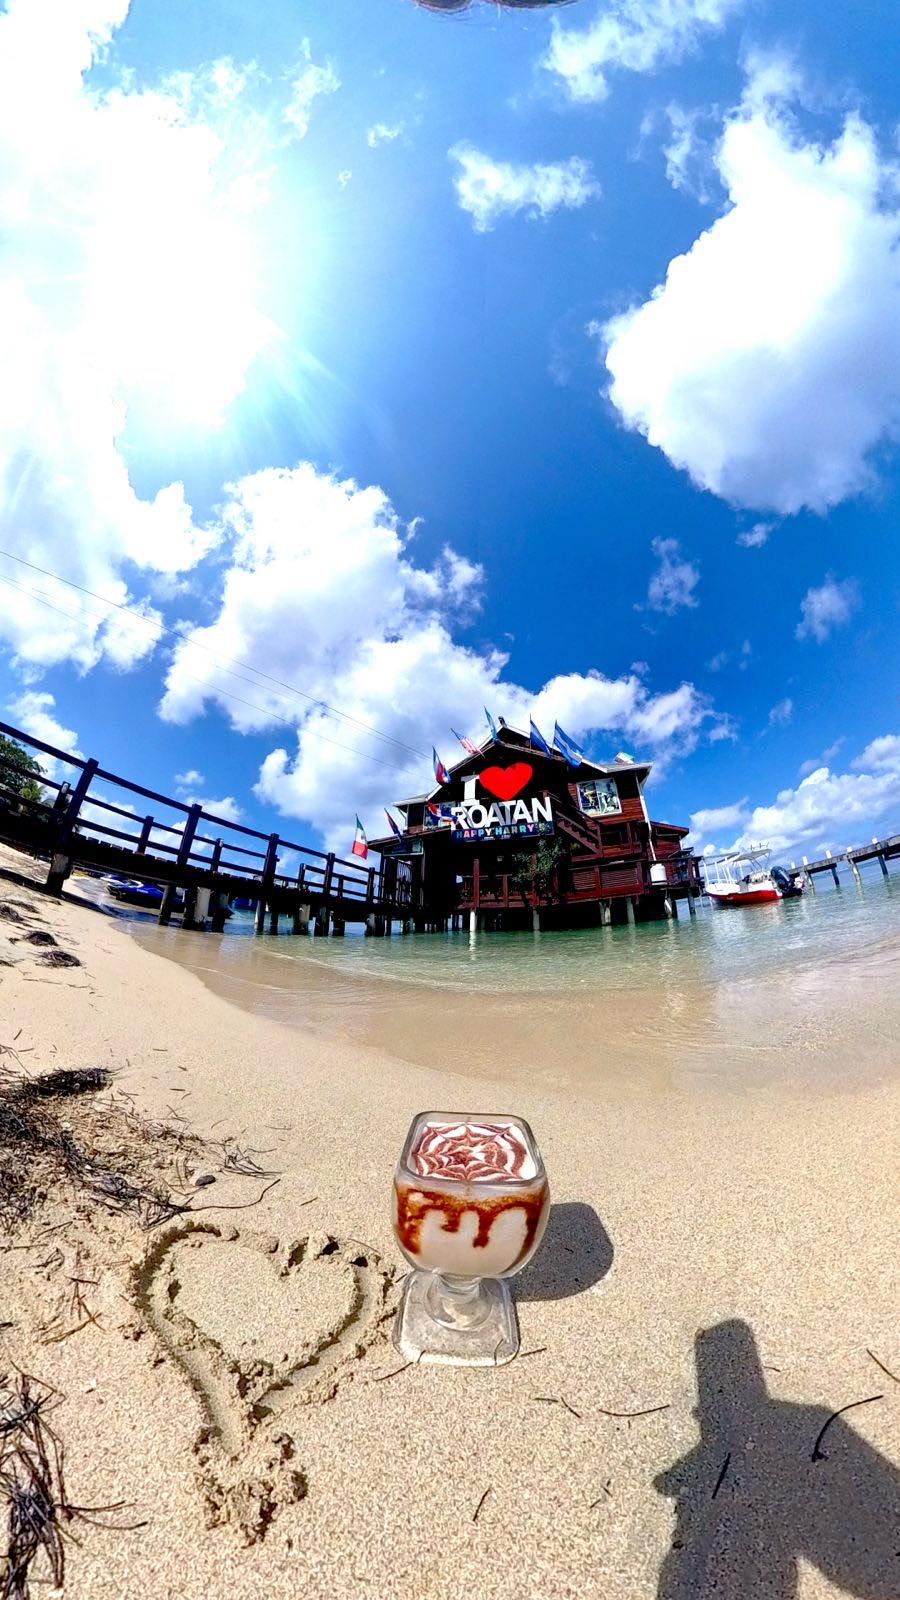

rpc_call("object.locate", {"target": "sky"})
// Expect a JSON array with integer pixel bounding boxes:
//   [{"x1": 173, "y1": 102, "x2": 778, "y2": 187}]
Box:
[{"x1": 0, "y1": 0, "x2": 898, "y2": 864}]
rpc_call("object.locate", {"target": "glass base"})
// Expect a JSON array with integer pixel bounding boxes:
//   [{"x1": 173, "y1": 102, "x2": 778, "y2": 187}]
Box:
[{"x1": 393, "y1": 1270, "x2": 520, "y2": 1367}]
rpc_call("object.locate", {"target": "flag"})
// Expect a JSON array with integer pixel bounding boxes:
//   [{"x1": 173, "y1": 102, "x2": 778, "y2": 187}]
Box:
[
  {"x1": 351, "y1": 815, "x2": 368, "y2": 859},
  {"x1": 530, "y1": 718, "x2": 554, "y2": 757},
  {"x1": 554, "y1": 722, "x2": 583, "y2": 767},
  {"x1": 484, "y1": 706, "x2": 498, "y2": 741},
  {"x1": 433, "y1": 747, "x2": 450, "y2": 785},
  {"x1": 452, "y1": 728, "x2": 479, "y2": 756},
  {"x1": 384, "y1": 809, "x2": 402, "y2": 838},
  {"x1": 615, "y1": 750, "x2": 634, "y2": 765},
  {"x1": 426, "y1": 801, "x2": 440, "y2": 816}
]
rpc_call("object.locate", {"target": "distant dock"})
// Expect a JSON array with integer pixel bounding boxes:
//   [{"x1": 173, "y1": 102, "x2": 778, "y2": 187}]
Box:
[{"x1": 789, "y1": 835, "x2": 898, "y2": 891}]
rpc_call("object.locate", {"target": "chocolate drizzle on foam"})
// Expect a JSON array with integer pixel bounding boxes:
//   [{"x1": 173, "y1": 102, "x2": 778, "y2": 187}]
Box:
[
  {"x1": 408, "y1": 1119, "x2": 533, "y2": 1183},
  {"x1": 395, "y1": 1118, "x2": 548, "y2": 1267}
]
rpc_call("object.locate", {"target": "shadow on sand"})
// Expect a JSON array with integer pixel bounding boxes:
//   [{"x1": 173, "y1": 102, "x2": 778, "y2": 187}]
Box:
[
  {"x1": 516, "y1": 1200, "x2": 613, "y2": 1301},
  {"x1": 656, "y1": 1319, "x2": 900, "y2": 1599}
]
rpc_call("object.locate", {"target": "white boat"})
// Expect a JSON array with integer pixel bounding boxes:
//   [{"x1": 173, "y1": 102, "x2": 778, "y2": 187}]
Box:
[{"x1": 702, "y1": 845, "x2": 782, "y2": 907}]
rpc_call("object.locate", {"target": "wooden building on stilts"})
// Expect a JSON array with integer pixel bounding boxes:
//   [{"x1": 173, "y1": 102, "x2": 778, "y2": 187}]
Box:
[{"x1": 370, "y1": 724, "x2": 701, "y2": 933}]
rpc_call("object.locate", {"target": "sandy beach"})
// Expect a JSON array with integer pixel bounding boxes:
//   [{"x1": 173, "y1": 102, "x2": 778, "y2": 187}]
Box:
[{"x1": 1, "y1": 845, "x2": 898, "y2": 1600}]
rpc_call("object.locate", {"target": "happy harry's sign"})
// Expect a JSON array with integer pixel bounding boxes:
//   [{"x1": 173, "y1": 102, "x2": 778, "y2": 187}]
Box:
[{"x1": 451, "y1": 793, "x2": 554, "y2": 843}]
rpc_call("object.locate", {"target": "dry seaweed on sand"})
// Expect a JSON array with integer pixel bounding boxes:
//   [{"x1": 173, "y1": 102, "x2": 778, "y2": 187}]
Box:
[
  {"x1": 0, "y1": 1066, "x2": 279, "y2": 1236},
  {"x1": 0, "y1": 1370, "x2": 146, "y2": 1599}
]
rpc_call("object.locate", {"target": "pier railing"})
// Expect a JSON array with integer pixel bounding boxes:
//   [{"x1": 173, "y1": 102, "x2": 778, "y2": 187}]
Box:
[{"x1": 0, "y1": 718, "x2": 413, "y2": 933}]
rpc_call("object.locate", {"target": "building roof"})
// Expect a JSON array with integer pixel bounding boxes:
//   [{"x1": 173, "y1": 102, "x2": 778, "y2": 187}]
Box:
[{"x1": 423, "y1": 723, "x2": 651, "y2": 803}]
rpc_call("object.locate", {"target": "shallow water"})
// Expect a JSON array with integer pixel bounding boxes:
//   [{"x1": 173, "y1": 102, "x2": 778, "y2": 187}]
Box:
[{"x1": 118, "y1": 871, "x2": 900, "y2": 1098}]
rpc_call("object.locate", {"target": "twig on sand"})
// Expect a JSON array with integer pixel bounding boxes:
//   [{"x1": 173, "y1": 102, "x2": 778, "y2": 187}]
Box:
[
  {"x1": 865, "y1": 1350, "x2": 899, "y2": 1384},
  {"x1": 518, "y1": 1347, "x2": 547, "y2": 1360},
  {"x1": 594, "y1": 1403, "x2": 670, "y2": 1420},
  {"x1": 533, "y1": 1395, "x2": 582, "y2": 1419},
  {"x1": 472, "y1": 1487, "x2": 492, "y2": 1523},
  {"x1": 373, "y1": 1363, "x2": 412, "y2": 1384},
  {"x1": 179, "y1": 1177, "x2": 282, "y2": 1216},
  {"x1": 588, "y1": 1481, "x2": 612, "y2": 1509},
  {"x1": 711, "y1": 1452, "x2": 731, "y2": 1499},
  {"x1": 811, "y1": 1395, "x2": 883, "y2": 1462}
]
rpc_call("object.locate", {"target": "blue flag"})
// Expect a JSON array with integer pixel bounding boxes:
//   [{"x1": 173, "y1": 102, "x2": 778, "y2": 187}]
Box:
[
  {"x1": 554, "y1": 722, "x2": 584, "y2": 767},
  {"x1": 530, "y1": 719, "x2": 554, "y2": 757},
  {"x1": 384, "y1": 809, "x2": 402, "y2": 838},
  {"x1": 484, "y1": 707, "x2": 498, "y2": 741}
]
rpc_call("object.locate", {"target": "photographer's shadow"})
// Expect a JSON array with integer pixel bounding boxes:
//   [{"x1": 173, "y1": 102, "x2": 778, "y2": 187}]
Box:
[
  {"x1": 516, "y1": 1201, "x2": 613, "y2": 1301},
  {"x1": 656, "y1": 1319, "x2": 900, "y2": 1599}
]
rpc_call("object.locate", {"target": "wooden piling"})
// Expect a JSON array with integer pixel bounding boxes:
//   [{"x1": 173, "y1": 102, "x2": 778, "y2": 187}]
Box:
[{"x1": 157, "y1": 883, "x2": 178, "y2": 926}]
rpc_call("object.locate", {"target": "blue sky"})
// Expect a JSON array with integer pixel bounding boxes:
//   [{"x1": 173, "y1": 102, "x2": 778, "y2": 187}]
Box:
[{"x1": 0, "y1": 0, "x2": 897, "y2": 861}]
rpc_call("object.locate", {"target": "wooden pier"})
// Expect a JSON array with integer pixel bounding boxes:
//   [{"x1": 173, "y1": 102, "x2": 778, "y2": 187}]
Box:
[
  {"x1": 0, "y1": 719, "x2": 413, "y2": 935},
  {"x1": 789, "y1": 835, "x2": 898, "y2": 891}
]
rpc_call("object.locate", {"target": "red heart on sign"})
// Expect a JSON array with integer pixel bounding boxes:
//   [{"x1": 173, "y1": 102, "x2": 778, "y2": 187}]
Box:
[{"x1": 480, "y1": 763, "x2": 532, "y2": 802}]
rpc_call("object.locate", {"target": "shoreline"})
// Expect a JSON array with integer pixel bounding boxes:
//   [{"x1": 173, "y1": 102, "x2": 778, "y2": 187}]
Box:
[{"x1": 1, "y1": 846, "x2": 898, "y2": 1598}]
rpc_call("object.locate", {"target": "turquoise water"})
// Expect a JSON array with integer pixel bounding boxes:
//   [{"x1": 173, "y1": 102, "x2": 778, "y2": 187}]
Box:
[
  {"x1": 122, "y1": 869, "x2": 900, "y2": 1094},
  {"x1": 216, "y1": 870, "x2": 900, "y2": 994}
]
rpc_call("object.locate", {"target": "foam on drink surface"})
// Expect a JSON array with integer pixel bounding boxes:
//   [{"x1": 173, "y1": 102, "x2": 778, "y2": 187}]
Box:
[{"x1": 407, "y1": 1118, "x2": 537, "y2": 1183}]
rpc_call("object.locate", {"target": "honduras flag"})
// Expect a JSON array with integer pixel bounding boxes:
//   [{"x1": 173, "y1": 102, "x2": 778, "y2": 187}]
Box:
[
  {"x1": 484, "y1": 707, "x2": 498, "y2": 741},
  {"x1": 529, "y1": 719, "x2": 554, "y2": 757},
  {"x1": 553, "y1": 722, "x2": 584, "y2": 767}
]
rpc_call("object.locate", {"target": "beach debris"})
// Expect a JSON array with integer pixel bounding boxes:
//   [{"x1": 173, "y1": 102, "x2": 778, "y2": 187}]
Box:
[
  {"x1": 711, "y1": 1452, "x2": 731, "y2": 1500},
  {"x1": 194, "y1": 1174, "x2": 216, "y2": 1189},
  {"x1": 134, "y1": 1222, "x2": 399, "y2": 1542},
  {"x1": 372, "y1": 1362, "x2": 413, "y2": 1383},
  {"x1": 865, "y1": 1350, "x2": 899, "y2": 1384},
  {"x1": 588, "y1": 1480, "x2": 613, "y2": 1508},
  {"x1": 534, "y1": 1394, "x2": 582, "y2": 1419},
  {"x1": 811, "y1": 1395, "x2": 883, "y2": 1462},
  {"x1": 0, "y1": 1370, "x2": 145, "y2": 1599},
  {"x1": 0, "y1": 1065, "x2": 284, "y2": 1236},
  {"x1": 594, "y1": 1402, "x2": 671, "y2": 1419},
  {"x1": 36, "y1": 950, "x2": 81, "y2": 970},
  {"x1": 518, "y1": 1346, "x2": 547, "y2": 1360},
  {"x1": 472, "y1": 1486, "x2": 492, "y2": 1523},
  {"x1": 14, "y1": 932, "x2": 56, "y2": 949}
]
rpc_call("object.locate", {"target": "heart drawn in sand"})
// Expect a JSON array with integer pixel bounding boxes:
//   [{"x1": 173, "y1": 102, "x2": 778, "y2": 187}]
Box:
[
  {"x1": 480, "y1": 763, "x2": 533, "y2": 802},
  {"x1": 134, "y1": 1224, "x2": 396, "y2": 1542}
]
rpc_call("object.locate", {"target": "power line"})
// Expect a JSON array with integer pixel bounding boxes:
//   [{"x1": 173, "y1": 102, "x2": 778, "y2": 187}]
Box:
[
  {"x1": 0, "y1": 545, "x2": 427, "y2": 760},
  {"x1": 0, "y1": 572, "x2": 413, "y2": 775}
]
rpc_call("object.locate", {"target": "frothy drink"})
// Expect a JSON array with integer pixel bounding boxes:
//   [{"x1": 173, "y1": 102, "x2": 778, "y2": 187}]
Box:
[{"x1": 393, "y1": 1113, "x2": 549, "y2": 1279}]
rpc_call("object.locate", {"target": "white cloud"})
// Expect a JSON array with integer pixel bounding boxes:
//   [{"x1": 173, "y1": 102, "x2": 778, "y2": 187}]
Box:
[
  {"x1": 283, "y1": 40, "x2": 340, "y2": 139},
  {"x1": 795, "y1": 576, "x2": 860, "y2": 643},
  {"x1": 5, "y1": 691, "x2": 80, "y2": 778},
  {"x1": 337, "y1": 169, "x2": 353, "y2": 187},
  {"x1": 450, "y1": 144, "x2": 600, "y2": 232},
  {"x1": 690, "y1": 736, "x2": 900, "y2": 854},
  {"x1": 159, "y1": 463, "x2": 719, "y2": 850},
  {"x1": 174, "y1": 768, "x2": 205, "y2": 791},
  {"x1": 689, "y1": 797, "x2": 750, "y2": 836},
  {"x1": 768, "y1": 696, "x2": 793, "y2": 726},
  {"x1": 544, "y1": 0, "x2": 741, "y2": 104},
  {"x1": 0, "y1": 0, "x2": 277, "y2": 675},
  {"x1": 367, "y1": 121, "x2": 404, "y2": 148},
  {"x1": 603, "y1": 65, "x2": 900, "y2": 514},
  {"x1": 737, "y1": 522, "x2": 773, "y2": 548},
  {"x1": 187, "y1": 795, "x2": 243, "y2": 824},
  {"x1": 645, "y1": 536, "x2": 699, "y2": 613}
]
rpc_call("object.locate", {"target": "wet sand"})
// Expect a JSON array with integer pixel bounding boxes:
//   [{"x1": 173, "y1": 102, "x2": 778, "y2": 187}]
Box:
[{"x1": 1, "y1": 848, "x2": 898, "y2": 1599}]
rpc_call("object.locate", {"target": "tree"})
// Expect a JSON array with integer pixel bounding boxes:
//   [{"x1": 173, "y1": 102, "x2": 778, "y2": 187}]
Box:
[
  {"x1": 0, "y1": 734, "x2": 45, "y2": 800},
  {"x1": 511, "y1": 837, "x2": 566, "y2": 901}
]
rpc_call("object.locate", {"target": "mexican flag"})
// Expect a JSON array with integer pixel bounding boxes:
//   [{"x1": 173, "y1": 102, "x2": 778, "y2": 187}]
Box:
[{"x1": 351, "y1": 815, "x2": 368, "y2": 859}]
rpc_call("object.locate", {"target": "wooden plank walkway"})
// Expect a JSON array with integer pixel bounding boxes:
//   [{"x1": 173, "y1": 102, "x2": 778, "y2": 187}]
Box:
[
  {"x1": 788, "y1": 833, "x2": 898, "y2": 890},
  {"x1": 0, "y1": 718, "x2": 414, "y2": 936}
]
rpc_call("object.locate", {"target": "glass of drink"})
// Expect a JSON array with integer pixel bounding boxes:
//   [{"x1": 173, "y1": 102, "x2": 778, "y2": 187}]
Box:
[{"x1": 391, "y1": 1111, "x2": 550, "y2": 1366}]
